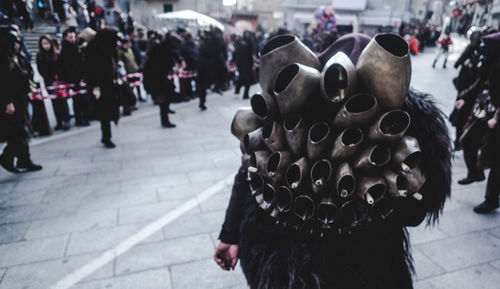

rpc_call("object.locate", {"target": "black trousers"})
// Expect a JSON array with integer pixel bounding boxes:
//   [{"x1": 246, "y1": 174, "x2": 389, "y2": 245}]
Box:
[
  {"x1": 1, "y1": 119, "x2": 30, "y2": 165},
  {"x1": 180, "y1": 77, "x2": 194, "y2": 99},
  {"x1": 460, "y1": 119, "x2": 487, "y2": 177},
  {"x1": 100, "y1": 120, "x2": 111, "y2": 141},
  {"x1": 485, "y1": 165, "x2": 500, "y2": 203},
  {"x1": 51, "y1": 98, "x2": 70, "y2": 125},
  {"x1": 72, "y1": 93, "x2": 90, "y2": 123},
  {"x1": 159, "y1": 102, "x2": 171, "y2": 125}
]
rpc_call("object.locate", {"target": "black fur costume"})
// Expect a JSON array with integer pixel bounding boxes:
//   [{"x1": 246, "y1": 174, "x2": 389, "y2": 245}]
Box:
[
  {"x1": 219, "y1": 32, "x2": 452, "y2": 289},
  {"x1": 219, "y1": 89, "x2": 451, "y2": 289}
]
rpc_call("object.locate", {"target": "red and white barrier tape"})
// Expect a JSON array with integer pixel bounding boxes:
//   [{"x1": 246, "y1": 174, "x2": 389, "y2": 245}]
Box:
[{"x1": 29, "y1": 70, "x2": 197, "y2": 100}]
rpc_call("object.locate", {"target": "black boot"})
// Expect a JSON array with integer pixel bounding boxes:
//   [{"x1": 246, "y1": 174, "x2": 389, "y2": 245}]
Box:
[
  {"x1": 0, "y1": 154, "x2": 20, "y2": 173},
  {"x1": 101, "y1": 139, "x2": 116, "y2": 148},
  {"x1": 17, "y1": 160, "x2": 43, "y2": 172},
  {"x1": 458, "y1": 172, "x2": 486, "y2": 185},
  {"x1": 473, "y1": 200, "x2": 499, "y2": 214}
]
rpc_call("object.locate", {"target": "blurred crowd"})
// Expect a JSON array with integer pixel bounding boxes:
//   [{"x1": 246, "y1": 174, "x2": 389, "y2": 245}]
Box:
[{"x1": 448, "y1": 26, "x2": 500, "y2": 214}]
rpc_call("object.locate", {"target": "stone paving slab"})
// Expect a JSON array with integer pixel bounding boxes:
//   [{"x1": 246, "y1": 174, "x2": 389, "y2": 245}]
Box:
[
  {"x1": 0, "y1": 253, "x2": 114, "y2": 289},
  {"x1": 0, "y1": 235, "x2": 69, "y2": 267},
  {"x1": 414, "y1": 264, "x2": 500, "y2": 289},
  {"x1": 114, "y1": 234, "x2": 214, "y2": 276},
  {"x1": 72, "y1": 268, "x2": 172, "y2": 289}
]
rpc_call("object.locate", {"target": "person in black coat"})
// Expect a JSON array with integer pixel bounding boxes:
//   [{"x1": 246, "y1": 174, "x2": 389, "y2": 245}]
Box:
[
  {"x1": 59, "y1": 27, "x2": 89, "y2": 127},
  {"x1": 84, "y1": 28, "x2": 120, "y2": 148},
  {"x1": 233, "y1": 31, "x2": 255, "y2": 100},
  {"x1": 450, "y1": 31, "x2": 481, "y2": 150},
  {"x1": 179, "y1": 32, "x2": 198, "y2": 99},
  {"x1": 0, "y1": 26, "x2": 42, "y2": 173},
  {"x1": 143, "y1": 33, "x2": 181, "y2": 128},
  {"x1": 214, "y1": 34, "x2": 452, "y2": 289},
  {"x1": 37, "y1": 34, "x2": 69, "y2": 131},
  {"x1": 472, "y1": 31, "x2": 500, "y2": 214}
]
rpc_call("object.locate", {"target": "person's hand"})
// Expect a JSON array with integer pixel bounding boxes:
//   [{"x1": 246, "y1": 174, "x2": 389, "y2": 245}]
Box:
[
  {"x1": 455, "y1": 99, "x2": 465, "y2": 110},
  {"x1": 488, "y1": 118, "x2": 497, "y2": 129},
  {"x1": 214, "y1": 242, "x2": 238, "y2": 271},
  {"x1": 93, "y1": 87, "x2": 101, "y2": 100},
  {"x1": 5, "y1": 102, "x2": 15, "y2": 115}
]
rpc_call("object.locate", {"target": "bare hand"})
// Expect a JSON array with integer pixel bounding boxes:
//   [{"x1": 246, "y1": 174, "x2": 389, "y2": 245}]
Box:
[
  {"x1": 5, "y1": 102, "x2": 15, "y2": 115},
  {"x1": 455, "y1": 99, "x2": 465, "y2": 110},
  {"x1": 93, "y1": 87, "x2": 101, "y2": 100},
  {"x1": 214, "y1": 242, "x2": 238, "y2": 271},
  {"x1": 488, "y1": 118, "x2": 497, "y2": 129}
]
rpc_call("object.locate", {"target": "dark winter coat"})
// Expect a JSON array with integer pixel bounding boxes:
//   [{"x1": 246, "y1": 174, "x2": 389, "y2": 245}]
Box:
[
  {"x1": 142, "y1": 38, "x2": 178, "y2": 103},
  {"x1": 58, "y1": 40, "x2": 83, "y2": 84},
  {"x1": 219, "y1": 90, "x2": 452, "y2": 289},
  {"x1": 83, "y1": 29, "x2": 120, "y2": 122},
  {"x1": 36, "y1": 51, "x2": 58, "y2": 85},
  {"x1": 180, "y1": 40, "x2": 198, "y2": 70},
  {"x1": 234, "y1": 38, "x2": 254, "y2": 85},
  {"x1": 1, "y1": 54, "x2": 32, "y2": 142}
]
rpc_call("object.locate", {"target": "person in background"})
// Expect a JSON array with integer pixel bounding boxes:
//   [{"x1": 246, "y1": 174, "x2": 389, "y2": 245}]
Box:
[
  {"x1": 118, "y1": 37, "x2": 140, "y2": 110},
  {"x1": 143, "y1": 33, "x2": 181, "y2": 128},
  {"x1": 15, "y1": 0, "x2": 33, "y2": 31},
  {"x1": 59, "y1": 27, "x2": 89, "y2": 127},
  {"x1": 233, "y1": 31, "x2": 255, "y2": 100},
  {"x1": 0, "y1": 26, "x2": 42, "y2": 173},
  {"x1": 179, "y1": 32, "x2": 198, "y2": 100},
  {"x1": 84, "y1": 28, "x2": 120, "y2": 148},
  {"x1": 37, "y1": 34, "x2": 69, "y2": 131},
  {"x1": 432, "y1": 34, "x2": 452, "y2": 68}
]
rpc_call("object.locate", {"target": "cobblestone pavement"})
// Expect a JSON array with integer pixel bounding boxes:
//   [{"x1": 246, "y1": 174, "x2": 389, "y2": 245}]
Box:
[{"x1": 1, "y1": 37, "x2": 499, "y2": 289}]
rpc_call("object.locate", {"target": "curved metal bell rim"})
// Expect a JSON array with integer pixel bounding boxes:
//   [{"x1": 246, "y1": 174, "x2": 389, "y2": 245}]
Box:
[
  {"x1": 262, "y1": 121, "x2": 280, "y2": 141},
  {"x1": 276, "y1": 186, "x2": 293, "y2": 212},
  {"x1": 337, "y1": 174, "x2": 356, "y2": 198},
  {"x1": 266, "y1": 151, "x2": 286, "y2": 176},
  {"x1": 310, "y1": 159, "x2": 333, "y2": 184},
  {"x1": 321, "y1": 52, "x2": 356, "y2": 103},
  {"x1": 393, "y1": 136, "x2": 422, "y2": 170},
  {"x1": 283, "y1": 114, "x2": 303, "y2": 132},
  {"x1": 377, "y1": 110, "x2": 411, "y2": 136},
  {"x1": 250, "y1": 93, "x2": 271, "y2": 120},
  {"x1": 316, "y1": 202, "x2": 338, "y2": 224},
  {"x1": 308, "y1": 123, "x2": 331, "y2": 145},
  {"x1": 259, "y1": 183, "x2": 276, "y2": 211},
  {"x1": 273, "y1": 63, "x2": 320, "y2": 97},
  {"x1": 243, "y1": 128, "x2": 263, "y2": 152},
  {"x1": 259, "y1": 34, "x2": 297, "y2": 57},
  {"x1": 343, "y1": 94, "x2": 378, "y2": 115},
  {"x1": 340, "y1": 200, "x2": 368, "y2": 224},
  {"x1": 371, "y1": 33, "x2": 410, "y2": 60},
  {"x1": 340, "y1": 127, "x2": 363, "y2": 147},
  {"x1": 294, "y1": 195, "x2": 316, "y2": 220},
  {"x1": 249, "y1": 173, "x2": 265, "y2": 194},
  {"x1": 383, "y1": 170, "x2": 408, "y2": 195},
  {"x1": 285, "y1": 162, "x2": 304, "y2": 189},
  {"x1": 273, "y1": 63, "x2": 300, "y2": 94},
  {"x1": 368, "y1": 145, "x2": 391, "y2": 166}
]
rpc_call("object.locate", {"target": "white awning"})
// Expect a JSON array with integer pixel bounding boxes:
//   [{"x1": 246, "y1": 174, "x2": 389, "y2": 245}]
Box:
[{"x1": 155, "y1": 9, "x2": 225, "y2": 31}]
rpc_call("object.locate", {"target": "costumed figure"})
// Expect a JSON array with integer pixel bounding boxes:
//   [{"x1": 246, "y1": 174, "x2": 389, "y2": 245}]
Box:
[
  {"x1": 0, "y1": 25, "x2": 42, "y2": 173},
  {"x1": 142, "y1": 32, "x2": 181, "y2": 128},
  {"x1": 468, "y1": 31, "x2": 500, "y2": 214},
  {"x1": 84, "y1": 28, "x2": 120, "y2": 148},
  {"x1": 215, "y1": 33, "x2": 452, "y2": 289},
  {"x1": 449, "y1": 30, "x2": 482, "y2": 150}
]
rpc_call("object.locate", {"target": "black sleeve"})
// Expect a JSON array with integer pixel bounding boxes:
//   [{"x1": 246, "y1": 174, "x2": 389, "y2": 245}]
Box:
[{"x1": 218, "y1": 168, "x2": 250, "y2": 244}]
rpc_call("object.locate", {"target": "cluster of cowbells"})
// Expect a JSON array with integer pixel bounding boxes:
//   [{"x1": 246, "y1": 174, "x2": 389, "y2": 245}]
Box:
[{"x1": 231, "y1": 33, "x2": 426, "y2": 233}]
